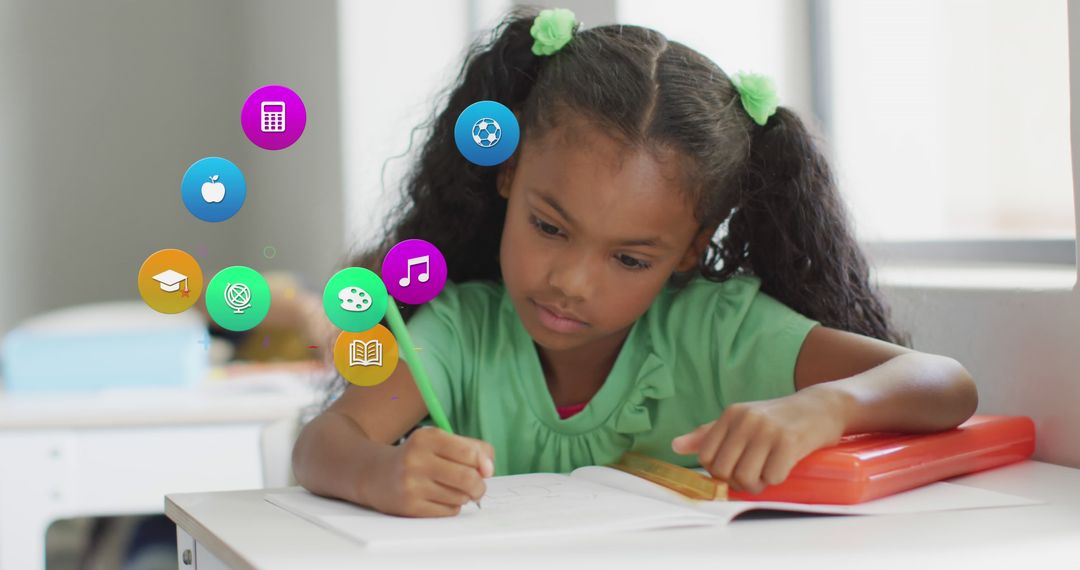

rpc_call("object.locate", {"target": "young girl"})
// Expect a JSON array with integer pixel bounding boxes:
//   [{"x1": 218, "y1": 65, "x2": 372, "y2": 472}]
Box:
[{"x1": 292, "y1": 7, "x2": 978, "y2": 518}]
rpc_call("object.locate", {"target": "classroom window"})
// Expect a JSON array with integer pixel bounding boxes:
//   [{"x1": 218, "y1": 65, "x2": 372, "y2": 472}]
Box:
[{"x1": 823, "y1": 0, "x2": 1073, "y2": 244}]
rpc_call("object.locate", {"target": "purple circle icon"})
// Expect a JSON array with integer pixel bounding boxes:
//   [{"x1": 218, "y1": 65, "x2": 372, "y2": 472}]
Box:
[
  {"x1": 382, "y1": 239, "x2": 448, "y2": 305},
  {"x1": 240, "y1": 84, "x2": 307, "y2": 151}
]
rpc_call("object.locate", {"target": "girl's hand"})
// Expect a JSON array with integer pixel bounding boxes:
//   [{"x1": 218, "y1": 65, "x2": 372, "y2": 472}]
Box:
[
  {"x1": 671, "y1": 387, "x2": 846, "y2": 494},
  {"x1": 366, "y1": 427, "x2": 495, "y2": 517}
]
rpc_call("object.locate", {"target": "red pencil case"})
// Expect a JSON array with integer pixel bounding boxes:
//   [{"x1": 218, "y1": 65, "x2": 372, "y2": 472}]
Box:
[{"x1": 728, "y1": 415, "x2": 1036, "y2": 504}]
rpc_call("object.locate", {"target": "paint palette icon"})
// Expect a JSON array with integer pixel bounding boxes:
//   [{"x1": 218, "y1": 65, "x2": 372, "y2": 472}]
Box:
[
  {"x1": 338, "y1": 287, "x2": 372, "y2": 313},
  {"x1": 322, "y1": 267, "x2": 387, "y2": 333}
]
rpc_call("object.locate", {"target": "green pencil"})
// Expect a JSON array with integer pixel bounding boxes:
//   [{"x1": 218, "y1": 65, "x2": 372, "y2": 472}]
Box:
[
  {"x1": 384, "y1": 300, "x2": 453, "y2": 433},
  {"x1": 385, "y1": 300, "x2": 483, "y2": 510}
]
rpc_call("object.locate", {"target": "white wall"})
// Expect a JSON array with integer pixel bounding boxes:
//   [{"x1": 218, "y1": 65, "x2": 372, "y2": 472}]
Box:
[
  {"x1": 882, "y1": 284, "x2": 1080, "y2": 467},
  {"x1": 237, "y1": 0, "x2": 345, "y2": 284},
  {"x1": 0, "y1": 0, "x2": 343, "y2": 336},
  {"x1": 339, "y1": 0, "x2": 516, "y2": 258},
  {"x1": 0, "y1": 0, "x2": 28, "y2": 337},
  {"x1": 338, "y1": 0, "x2": 469, "y2": 256}
]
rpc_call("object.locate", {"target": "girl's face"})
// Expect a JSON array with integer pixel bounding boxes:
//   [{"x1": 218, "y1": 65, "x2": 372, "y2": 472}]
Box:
[{"x1": 497, "y1": 115, "x2": 710, "y2": 353}]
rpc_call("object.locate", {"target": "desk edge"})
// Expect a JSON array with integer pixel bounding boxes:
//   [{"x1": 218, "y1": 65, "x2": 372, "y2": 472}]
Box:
[{"x1": 166, "y1": 494, "x2": 259, "y2": 570}]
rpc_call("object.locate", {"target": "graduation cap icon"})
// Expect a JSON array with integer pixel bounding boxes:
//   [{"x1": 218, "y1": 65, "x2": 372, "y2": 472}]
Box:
[{"x1": 152, "y1": 269, "x2": 189, "y2": 293}]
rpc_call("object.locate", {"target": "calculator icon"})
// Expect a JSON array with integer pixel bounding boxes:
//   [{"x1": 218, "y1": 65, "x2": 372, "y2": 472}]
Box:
[{"x1": 260, "y1": 101, "x2": 286, "y2": 133}]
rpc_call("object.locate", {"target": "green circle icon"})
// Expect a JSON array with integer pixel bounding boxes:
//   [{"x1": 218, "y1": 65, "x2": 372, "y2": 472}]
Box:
[
  {"x1": 206, "y1": 266, "x2": 271, "y2": 332},
  {"x1": 322, "y1": 267, "x2": 388, "y2": 332}
]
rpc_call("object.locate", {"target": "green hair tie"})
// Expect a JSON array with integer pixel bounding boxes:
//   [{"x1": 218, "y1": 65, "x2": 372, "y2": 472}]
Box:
[
  {"x1": 731, "y1": 71, "x2": 779, "y2": 126},
  {"x1": 530, "y1": 8, "x2": 577, "y2": 56}
]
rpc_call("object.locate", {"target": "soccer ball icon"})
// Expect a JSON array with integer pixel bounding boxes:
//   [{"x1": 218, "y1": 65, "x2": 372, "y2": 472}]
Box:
[{"x1": 471, "y1": 118, "x2": 502, "y2": 148}]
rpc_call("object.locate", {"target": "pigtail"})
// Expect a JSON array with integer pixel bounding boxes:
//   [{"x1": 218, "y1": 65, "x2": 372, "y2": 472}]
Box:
[
  {"x1": 714, "y1": 108, "x2": 910, "y2": 346},
  {"x1": 350, "y1": 8, "x2": 545, "y2": 320}
]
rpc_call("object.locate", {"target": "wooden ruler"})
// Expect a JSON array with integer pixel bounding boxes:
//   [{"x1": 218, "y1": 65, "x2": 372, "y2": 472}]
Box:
[{"x1": 610, "y1": 452, "x2": 728, "y2": 501}]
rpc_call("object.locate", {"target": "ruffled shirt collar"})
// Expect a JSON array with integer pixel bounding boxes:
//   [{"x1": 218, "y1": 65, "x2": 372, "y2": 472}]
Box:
[{"x1": 499, "y1": 285, "x2": 677, "y2": 437}]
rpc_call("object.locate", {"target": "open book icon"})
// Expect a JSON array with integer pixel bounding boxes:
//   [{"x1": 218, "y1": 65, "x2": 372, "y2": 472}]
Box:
[{"x1": 348, "y1": 339, "x2": 383, "y2": 367}]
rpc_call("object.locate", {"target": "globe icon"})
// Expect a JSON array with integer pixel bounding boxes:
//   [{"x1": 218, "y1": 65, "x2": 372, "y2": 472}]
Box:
[
  {"x1": 224, "y1": 282, "x2": 252, "y2": 314},
  {"x1": 471, "y1": 118, "x2": 501, "y2": 148}
]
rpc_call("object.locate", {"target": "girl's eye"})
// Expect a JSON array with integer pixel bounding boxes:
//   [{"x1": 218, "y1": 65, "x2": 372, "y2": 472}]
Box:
[
  {"x1": 529, "y1": 214, "x2": 651, "y2": 270},
  {"x1": 617, "y1": 254, "x2": 652, "y2": 271},
  {"x1": 529, "y1": 215, "x2": 562, "y2": 237}
]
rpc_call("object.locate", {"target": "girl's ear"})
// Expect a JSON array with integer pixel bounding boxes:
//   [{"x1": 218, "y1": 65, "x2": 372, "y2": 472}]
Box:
[
  {"x1": 675, "y1": 225, "x2": 716, "y2": 273},
  {"x1": 496, "y1": 154, "x2": 518, "y2": 199}
]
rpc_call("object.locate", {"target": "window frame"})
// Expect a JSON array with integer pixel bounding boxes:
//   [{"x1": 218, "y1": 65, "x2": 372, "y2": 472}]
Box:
[{"x1": 809, "y1": 0, "x2": 1077, "y2": 269}]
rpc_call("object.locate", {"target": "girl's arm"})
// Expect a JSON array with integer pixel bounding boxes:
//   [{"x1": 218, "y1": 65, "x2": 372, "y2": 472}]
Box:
[
  {"x1": 792, "y1": 326, "x2": 978, "y2": 434},
  {"x1": 673, "y1": 326, "x2": 979, "y2": 494}
]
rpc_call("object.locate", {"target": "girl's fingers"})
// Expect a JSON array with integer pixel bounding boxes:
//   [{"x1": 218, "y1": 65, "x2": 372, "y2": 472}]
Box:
[
  {"x1": 429, "y1": 456, "x2": 487, "y2": 501},
  {"x1": 731, "y1": 435, "x2": 773, "y2": 493},
  {"x1": 671, "y1": 423, "x2": 711, "y2": 454},
  {"x1": 475, "y1": 440, "x2": 496, "y2": 478},
  {"x1": 411, "y1": 497, "x2": 463, "y2": 518},
  {"x1": 761, "y1": 441, "x2": 799, "y2": 486},
  {"x1": 431, "y1": 433, "x2": 494, "y2": 477},
  {"x1": 425, "y1": 480, "x2": 474, "y2": 509},
  {"x1": 707, "y1": 418, "x2": 756, "y2": 483},
  {"x1": 696, "y1": 419, "x2": 730, "y2": 469}
]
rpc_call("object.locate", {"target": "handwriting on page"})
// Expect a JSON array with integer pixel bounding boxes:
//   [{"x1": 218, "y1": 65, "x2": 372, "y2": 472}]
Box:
[
  {"x1": 473, "y1": 482, "x2": 598, "y2": 512},
  {"x1": 398, "y1": 255, "x2": 430, "y2": 287},
  {"x1": 451, "y1": 479, "x2": 635, "y2": 531}
]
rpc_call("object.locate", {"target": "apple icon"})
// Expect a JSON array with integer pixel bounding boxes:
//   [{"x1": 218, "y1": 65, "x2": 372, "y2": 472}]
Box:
[{"x1": 201, "y1": 175, "x2": 226, "y2": 203}]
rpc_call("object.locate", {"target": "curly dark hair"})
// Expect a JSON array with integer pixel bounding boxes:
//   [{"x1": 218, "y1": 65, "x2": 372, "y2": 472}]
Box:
[{"x1": 350, "y1": 7, "x2": 909, "y2": 347}]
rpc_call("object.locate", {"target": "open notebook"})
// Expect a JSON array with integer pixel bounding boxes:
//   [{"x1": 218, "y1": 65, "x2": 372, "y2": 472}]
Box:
[{"x1": 266, "y1": 465, "x2": 1039, "y2": 549}]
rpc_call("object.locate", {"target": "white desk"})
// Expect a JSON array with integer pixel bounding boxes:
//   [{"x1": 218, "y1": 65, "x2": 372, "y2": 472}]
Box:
[
  {"x1": 0, "y1": 367, "x2": 324, "y2": 570},
  {"x1": 165, "y1": 460, "x2": 1080, "y2": 570}
]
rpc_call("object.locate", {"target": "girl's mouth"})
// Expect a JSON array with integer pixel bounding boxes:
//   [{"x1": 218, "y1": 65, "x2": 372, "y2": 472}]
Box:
[{"x1": 530, "y1": 299, "x2": 590, "y2": 333}]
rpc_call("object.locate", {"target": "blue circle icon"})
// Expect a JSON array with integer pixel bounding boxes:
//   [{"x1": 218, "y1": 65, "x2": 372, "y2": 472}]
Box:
[
  {"x1": 454, "y1": 101, "x2": 519, "y2": 166},
  {"x1": 182, "y1": 157, "x2": 246, "y2": 222}
]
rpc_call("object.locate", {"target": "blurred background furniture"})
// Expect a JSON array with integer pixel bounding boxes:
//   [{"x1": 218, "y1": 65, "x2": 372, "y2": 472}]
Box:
[{"x1": 0, "y1": 367, "x2": 321, "y2": 570}]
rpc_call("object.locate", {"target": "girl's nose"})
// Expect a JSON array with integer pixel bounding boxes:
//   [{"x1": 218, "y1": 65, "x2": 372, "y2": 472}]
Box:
[{"x1": 547, "y1": 249, "x2": 595, "y2": 301}]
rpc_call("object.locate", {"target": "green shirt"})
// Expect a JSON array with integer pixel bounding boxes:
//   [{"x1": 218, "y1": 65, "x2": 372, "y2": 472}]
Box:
[{"x1": 407, "y1": 276, "x2": 818, "y2": 476}]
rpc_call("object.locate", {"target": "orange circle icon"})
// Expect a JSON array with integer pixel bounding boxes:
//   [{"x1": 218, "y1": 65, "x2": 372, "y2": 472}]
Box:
[
  {"x1": 334, "y1": 324, "x2": 399, "y2": 387},
  {"x1": 138, "y1": 249, "x2": 204, "y2": 314}
]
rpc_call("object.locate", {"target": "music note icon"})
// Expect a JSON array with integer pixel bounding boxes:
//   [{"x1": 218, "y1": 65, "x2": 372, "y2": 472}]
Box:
[
  {"x1": 398, "y1": 255, "x2": 431, "y2": 288},
  {"x1": 383, "y1": 239, "x2": 446, "y2": 305}
]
